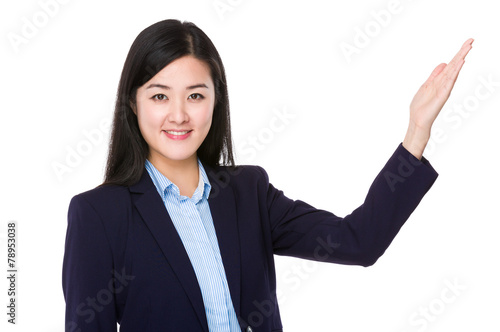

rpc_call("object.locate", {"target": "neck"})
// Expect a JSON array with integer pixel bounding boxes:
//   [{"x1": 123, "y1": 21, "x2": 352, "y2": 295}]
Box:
[{"x1": 148, "y1": 154, "x2": 199, "y2": 197}]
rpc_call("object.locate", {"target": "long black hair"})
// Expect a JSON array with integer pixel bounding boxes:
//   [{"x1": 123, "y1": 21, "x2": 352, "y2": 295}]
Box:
[{"x1": 103, "y1": 19, "x2": 235, "y2": 186}]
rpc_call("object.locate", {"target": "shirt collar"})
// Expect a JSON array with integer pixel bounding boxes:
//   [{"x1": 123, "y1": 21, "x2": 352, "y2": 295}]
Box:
[{"x1": 144, "y1": 158, "x2": 211, "y2": 203}]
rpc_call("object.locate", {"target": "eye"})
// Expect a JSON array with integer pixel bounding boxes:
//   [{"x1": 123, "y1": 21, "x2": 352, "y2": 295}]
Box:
[
  {"x1": 152, "y1": 94, "x2": 168, "y2": 101},
  {"x1": 188, "y1": 93, "x2": 205, "y2": 100}
]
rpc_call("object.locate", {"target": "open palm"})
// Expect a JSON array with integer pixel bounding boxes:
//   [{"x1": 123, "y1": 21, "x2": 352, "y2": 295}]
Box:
[
  {"x1": 409, "y1": 38, "x2": 474, "y2": 131},
  {"x1": 403, "y1": 38, "x2": 474, "y2": 159}
]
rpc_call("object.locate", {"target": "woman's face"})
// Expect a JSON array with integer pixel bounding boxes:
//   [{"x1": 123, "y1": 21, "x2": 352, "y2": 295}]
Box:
[{"x1": 133, "y1": 55, "x2": 215, "y2": 167}]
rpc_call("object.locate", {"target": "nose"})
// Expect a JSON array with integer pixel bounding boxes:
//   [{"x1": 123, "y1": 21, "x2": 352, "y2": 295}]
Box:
[{"x1": 166, "y1": 98, "x2": 189, "y2": 124}]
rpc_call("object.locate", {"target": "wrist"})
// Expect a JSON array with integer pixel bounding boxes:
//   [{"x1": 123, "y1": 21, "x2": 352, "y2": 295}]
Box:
[{"x1": 402, "y1": 122, "x2": 430, "y2": 160}]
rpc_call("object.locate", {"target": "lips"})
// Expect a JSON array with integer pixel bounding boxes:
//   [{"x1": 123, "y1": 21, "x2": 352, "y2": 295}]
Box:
[
  {"x1": 163, "y1": 129, "x2": 193, "y2": 140},
  {"x1": 165, "y1": 130, "x2": 191, "y2": 135}
]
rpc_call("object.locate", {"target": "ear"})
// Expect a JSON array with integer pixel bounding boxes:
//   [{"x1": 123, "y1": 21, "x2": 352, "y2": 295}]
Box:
[{"x1": 130, "y1": 99, "x2": 137, "y2": 115}]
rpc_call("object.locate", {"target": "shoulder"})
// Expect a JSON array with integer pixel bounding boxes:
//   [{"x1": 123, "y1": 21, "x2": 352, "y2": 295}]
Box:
[
  {"x1": 71, "y1": 183, "x2": 130, "y2": 209},
  {"x1": 68, "y1": 183, "x2": 132, "y2": 227},
  {"x1": 66, "y1": 183, "x2": 133, "y2": 255}
]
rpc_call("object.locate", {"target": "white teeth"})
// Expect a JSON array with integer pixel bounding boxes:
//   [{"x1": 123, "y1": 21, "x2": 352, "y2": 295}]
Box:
[{"x1": 166, "y1": 130, "x2": 190, "y2": 135}]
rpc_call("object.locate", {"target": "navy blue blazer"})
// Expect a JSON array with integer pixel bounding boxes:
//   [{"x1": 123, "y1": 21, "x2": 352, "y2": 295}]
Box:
[{"x1": 62, "y1": 144, "x2": 438, "y2": 332}]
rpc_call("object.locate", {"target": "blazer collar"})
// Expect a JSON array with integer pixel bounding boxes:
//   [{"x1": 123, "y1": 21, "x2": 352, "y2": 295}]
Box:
[{"x1": 129, "y1": 162, "x2": 242, "y2": 328}]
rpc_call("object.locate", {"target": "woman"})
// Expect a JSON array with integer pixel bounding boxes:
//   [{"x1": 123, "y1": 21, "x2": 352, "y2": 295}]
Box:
[{"x1": 62, "y1": 19, "x2": 473, "y2": 331}]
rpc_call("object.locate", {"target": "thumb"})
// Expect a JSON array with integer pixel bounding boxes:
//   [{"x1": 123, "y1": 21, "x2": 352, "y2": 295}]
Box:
[{"x1": 424, "y1": 63, "x2": 447, "y2": 84}]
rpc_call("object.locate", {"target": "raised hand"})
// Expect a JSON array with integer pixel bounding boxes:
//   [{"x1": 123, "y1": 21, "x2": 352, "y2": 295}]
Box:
[{"x1": 402, "y1": 38, "x2": 474, "y2": 159}]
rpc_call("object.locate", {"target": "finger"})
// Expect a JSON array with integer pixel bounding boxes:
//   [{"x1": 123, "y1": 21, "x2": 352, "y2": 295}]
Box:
[
  {"x1": 441, "y1": 38, "x2": 474, "y2": 79},
  {"x1": 441, "y1": 59, "x2": 465, "y2": 96},
  {"x1": 451, "y1": 38, "x2": 474, "y2": 66}
]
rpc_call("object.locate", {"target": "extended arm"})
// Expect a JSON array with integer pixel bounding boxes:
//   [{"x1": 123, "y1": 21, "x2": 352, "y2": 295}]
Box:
[{"x1": 265, "y1": 143, "x2": 438, "y2": 267}]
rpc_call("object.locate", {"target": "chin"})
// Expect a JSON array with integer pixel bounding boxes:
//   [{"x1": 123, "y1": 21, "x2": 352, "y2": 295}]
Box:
[{"x1": 161, "y1": 151, "x2": 198, "y2": 163}]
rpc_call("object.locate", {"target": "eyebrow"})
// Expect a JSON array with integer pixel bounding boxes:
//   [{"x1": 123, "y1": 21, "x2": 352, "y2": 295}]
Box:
[{"x1": 145, "y1": 83, "x2": 209, "y2": 90}]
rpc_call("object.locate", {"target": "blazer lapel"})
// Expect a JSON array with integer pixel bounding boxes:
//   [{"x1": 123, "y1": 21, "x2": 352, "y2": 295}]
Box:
[
  {"x1": 129, "y1": 171, "x2": 208, "y2": 332},
  {"x1": 204, "y1": 164, "x2": 242, "y2": 318}
]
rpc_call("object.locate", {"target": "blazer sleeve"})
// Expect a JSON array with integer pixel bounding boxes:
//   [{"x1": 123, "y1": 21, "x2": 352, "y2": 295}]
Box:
[
  {"x1": 62, "y1": 194, "x2": 118, "y2": 332},
  {"x1": 262, "y1": 143, "x2": 439, "y2": 267}
]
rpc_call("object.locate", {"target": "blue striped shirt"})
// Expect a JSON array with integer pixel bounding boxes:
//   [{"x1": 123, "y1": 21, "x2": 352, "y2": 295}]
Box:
[{"x1": 145, "y1": 158, "x2": 240, "y2": 332}]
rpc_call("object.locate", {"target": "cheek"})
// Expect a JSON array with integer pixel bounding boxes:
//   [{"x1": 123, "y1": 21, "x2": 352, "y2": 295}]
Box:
[
  {"x1": 138, "y1": 107, "x2": 162, "y2": 126},
  {"x1": 201, "y1": 109, "x2": 213, "y2": 132},
  {"x1": 137, "y1": 109, "x2": 163, "y2": 138},
  {"x1": 200, "y1": 104, "x2": 215, "y2": 130}
]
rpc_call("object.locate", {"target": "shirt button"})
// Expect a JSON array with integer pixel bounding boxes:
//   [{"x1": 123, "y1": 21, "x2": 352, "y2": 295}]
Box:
[{"x1": 246, "y1": 327, "x2": 253, "y2": 332}]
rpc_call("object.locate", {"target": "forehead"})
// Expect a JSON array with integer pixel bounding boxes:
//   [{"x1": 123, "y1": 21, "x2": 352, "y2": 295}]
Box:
[{"x1": 148, "y1": 56, "x2": 213, "y2": 86}]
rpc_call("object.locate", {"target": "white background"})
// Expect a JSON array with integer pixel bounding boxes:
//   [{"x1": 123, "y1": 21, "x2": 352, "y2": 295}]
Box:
[{"x1": 1, "y1": 0, "x2": 499, "y2": 331}]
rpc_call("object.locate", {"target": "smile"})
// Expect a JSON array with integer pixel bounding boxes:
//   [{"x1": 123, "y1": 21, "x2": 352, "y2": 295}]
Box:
[
  {"x1": 163, "y1": 130, "x2": 193, "y2": 140},
  {"x1": 165, "y1": 130, "x2": 191, "y2": 135}
]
